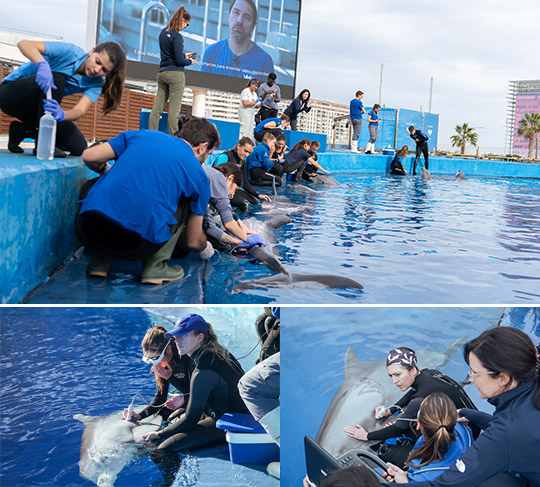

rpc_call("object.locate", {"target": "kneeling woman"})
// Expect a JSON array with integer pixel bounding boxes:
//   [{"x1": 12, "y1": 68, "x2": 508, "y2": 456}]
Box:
[
  {"x1": 0, "y1": 39, "x2": 126, "y2": 156},
  {"x1": 385, "y1": 393, "x2": 473, "y2": 483},
  {"x1": 390, "y1": 146, "x2": 409, "y2": 175},
  {"x1": 281, "y1": 138, "x2": 329, "y2": 181},
  {"x1": 141, "y1": 313, "x2": 249, "y2": 450}
]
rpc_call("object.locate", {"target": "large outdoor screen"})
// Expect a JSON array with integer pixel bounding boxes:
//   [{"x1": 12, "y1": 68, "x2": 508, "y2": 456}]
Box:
[{"x1": 94, "y1": 0, "x2": 301, "y2": 97}]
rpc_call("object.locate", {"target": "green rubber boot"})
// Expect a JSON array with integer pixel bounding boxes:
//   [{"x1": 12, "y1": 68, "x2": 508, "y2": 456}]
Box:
[
  {"x1": 141, "y1": 227, "x2": 184, "y2": 285},
  {"x1": 86, "y1": 252, "x2": 113, "y2": 278}
]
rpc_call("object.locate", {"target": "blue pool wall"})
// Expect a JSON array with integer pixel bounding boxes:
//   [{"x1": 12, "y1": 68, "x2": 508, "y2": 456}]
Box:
[{"x1": 1, "y1": 148, "x2": 539, "y2": 303}]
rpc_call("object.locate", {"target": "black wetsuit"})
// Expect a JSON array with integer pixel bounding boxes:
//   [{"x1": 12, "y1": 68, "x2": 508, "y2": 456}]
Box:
[
  {"x1": 138, "y1": 353, "x2": 192, "y2": 421},
  {"x1": 409, "y1": 129, "x2": 429, "y2": 173},
  {"x1": 369, "y1": 369, "x2": 478, "y2": 466},
  {"x1": 390, "y1": 154, "x2": 407, "y2": 175},
  {"x1": 216, "y1": 149, "x2": 261, "y2": 208},
  {"x1": 156, "y1": 348, "x2": 248, "y2": 451}
]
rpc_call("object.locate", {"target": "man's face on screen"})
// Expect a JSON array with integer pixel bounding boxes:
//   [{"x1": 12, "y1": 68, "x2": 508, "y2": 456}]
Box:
[{"x1": 229, "y1": 0, "x2": 256, "y2": 44}]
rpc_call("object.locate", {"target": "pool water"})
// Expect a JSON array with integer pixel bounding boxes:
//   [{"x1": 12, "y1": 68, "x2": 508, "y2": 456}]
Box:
[
  {"x1": 0, "y1": 307, "x2": 278, "y2": 487},
  {"x1": 205, "y1": 174, "x2": 540, "y2": 304},
  {"x1": 280, "y1": 307, "x2": 540, "y2": 487}
]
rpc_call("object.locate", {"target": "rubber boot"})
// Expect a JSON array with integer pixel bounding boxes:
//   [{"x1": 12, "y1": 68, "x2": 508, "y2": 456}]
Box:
[
  {"x1": 141, "y1": 227, "x2": 184, "y2": 284},
  {"x1": 8, "y1": 121, "x2": 35, "y2": 153},
  {"x1": 365, "y1": 142, "x2": 372, "y2": 154},
  {"x1": 351, "y1": 142, "x2": 359, "y2": 153},
  {"x1": 259, "y1": 406, "x2": 280, "y2": 479},
  {"x1": 86, "y1": 251, "x2": 113, "y2": 278}
]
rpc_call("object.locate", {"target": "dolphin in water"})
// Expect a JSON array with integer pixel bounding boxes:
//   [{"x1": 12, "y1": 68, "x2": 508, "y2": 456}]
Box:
[
  {"x1": 311, "y1": 174, "x2": 341, "y2": 186},
  {"x1": 74, "y1": 411, "x2": 161, "y2": 487},
  {"x1": 421, "y1": 167, "x2": 432, "y2": 180},
  {"x1": 232, "y1": 215, "x2": 363, "y2": 293},
  {"x1": 455, "y1": 170, "x2": 466, "y2": 180},
  {"x1": 315, "y1": 337, "x2": 467, "y2": 457}
]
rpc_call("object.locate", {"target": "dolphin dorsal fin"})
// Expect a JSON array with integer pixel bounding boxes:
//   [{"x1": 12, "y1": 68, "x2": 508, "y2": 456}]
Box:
[{"x1": 344, "y1": 347, "x2": 363, "y2": 377}]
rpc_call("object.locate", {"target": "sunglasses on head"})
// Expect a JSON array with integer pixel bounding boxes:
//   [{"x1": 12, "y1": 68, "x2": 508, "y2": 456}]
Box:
[{"x1": 142, "y1": 338, "x2": 171, "y2": 365}]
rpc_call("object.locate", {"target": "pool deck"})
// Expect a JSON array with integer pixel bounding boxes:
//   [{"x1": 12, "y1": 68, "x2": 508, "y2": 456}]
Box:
[{"x1": 1, "y1": 148, "x2": 539, "y2": 304}]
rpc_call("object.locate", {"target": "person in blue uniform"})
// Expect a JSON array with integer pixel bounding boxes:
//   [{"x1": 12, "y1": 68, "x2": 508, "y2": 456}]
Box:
[
  {"x1": 384, "y1": 393, "x2": 473, "y2": 483},
  {"x1": 0, "y1": 39, "x2": 126, "y2": 156},
  {"x1": 365, "y1": 104, "x2": 381, "y2": 154},
  {"x1": 384, "y1": 327, "x2": 540, "y2": 487},
  {"x1": 200, "y1": 0, "x2": 274, "y2": 79},
  {"x1": 408, "y1": 126, "x2": 430, "y2": 175},
  {"x1": 76, "y1": 117, "x2": 218, "y2": 284},
  {"x1": 141, "y1": 313, "x2": 249, "y2": 450},
  {"x1": 148, "y1": 6, "x2": 196, "y2": 134},
  {"x1": 253, "y1": 114, "x2": 290, "y2": 142},
  {"x1": 284, "y1": 89, "x2": 312, "y2": 131},
  {"x1": 349, "y1": 90, "x2": 366, "y2": 153},
  {"x1": 246, "y1": 132, "x2": 283, "y2": 186}
]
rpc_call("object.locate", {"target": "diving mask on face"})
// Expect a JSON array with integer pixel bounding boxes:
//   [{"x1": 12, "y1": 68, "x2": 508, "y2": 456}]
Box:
[{"x1": 142, "y1": 339, "x2": 171, "y2": 365}]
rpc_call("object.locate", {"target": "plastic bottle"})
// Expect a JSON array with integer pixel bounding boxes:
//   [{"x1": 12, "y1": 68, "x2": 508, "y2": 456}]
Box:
[{"x1": 36, "y1": 88, "x2": 57, "y2": 160}]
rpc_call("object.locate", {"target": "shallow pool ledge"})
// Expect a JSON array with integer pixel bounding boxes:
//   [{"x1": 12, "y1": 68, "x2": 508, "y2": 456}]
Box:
[
  {"x1": 0, "y1": 150, "x2": 90, "y2": 303},
  {"x1": 319, "y1": 152, "x2": 540, "y2": 178}
]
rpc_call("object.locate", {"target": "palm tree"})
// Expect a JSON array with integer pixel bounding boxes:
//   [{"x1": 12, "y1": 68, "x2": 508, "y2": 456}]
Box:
[
  {"x1": 517, "y1": 112, "x2": 540, "y2": 160},
  {"x1": 450, "y1": 123, "x2": 479, "y2": 155}
]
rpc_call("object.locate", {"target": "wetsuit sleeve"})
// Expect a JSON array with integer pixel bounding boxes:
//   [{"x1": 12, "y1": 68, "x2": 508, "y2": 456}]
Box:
[
  {"x1": 157, "y1": 369, "x2": 220, "y2": 439},
  {"x1": 173, "y1": 33, "x2": 191, "y2": 67},
  {"x1": 139, "y1": 380, "x2": 170, "y2": 419},
  {"x1": 395, "y1": 389, "x2": 414, "y2": 408},
  {"x1": 367, "y1": 397, "x2": 422, "y2": 442},
  {"x1": 459, "y1": 408, "x2": 492, "y2": 430},
  {"x1": 402, "y1": 415, "x2": 510, "y2": 487}
]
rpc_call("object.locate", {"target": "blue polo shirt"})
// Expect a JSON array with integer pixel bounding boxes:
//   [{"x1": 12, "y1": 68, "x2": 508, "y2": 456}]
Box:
[
  {"x1": 254, "y1": 118, "x2": 281, "y2": 133},
  {"x1": 3, "y1": 41, "x2": 104, "y2": 103},
  {"x1": 200, "y1": 39, "x2": 274, "y2": 79},
  {"x1": 246, "y1": 143, "x2": 273, "y2": 172},
  {"x1": 80, "y1": 130, "x2": 210, "y2": 244},
  {"x1": 368, "y1": 109, "x2": 380, "y2": 126},
  {"x1": 350, "y1": 98, "x2": 364, "y2": 120}
]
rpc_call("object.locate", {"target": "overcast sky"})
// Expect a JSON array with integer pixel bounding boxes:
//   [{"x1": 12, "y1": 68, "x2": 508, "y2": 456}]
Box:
[{"x1": 2, "y1": 0, "x2": 539, "y2": 149}]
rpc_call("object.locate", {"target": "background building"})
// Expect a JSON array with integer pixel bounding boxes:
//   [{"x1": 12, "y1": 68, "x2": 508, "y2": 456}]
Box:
[{"x1": 506, "y1": 79, "x2": 540, "y2": 157}]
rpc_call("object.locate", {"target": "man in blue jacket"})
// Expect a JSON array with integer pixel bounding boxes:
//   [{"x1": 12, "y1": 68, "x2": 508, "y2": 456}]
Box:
[
  {"x1": 349, "y1": 91, "x2": 366, "y2": 153},
  {"x1": 408, "y1": 125, "x2": 430, "y2": 175}
]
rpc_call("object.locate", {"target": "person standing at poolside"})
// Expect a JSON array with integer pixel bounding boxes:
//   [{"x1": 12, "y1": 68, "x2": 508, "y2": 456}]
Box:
[
  {"x1": 365, "y1": 104, "x2": 381, "y2": 154},
  {"x1": 149, "y1": 6, "x2": 196, "y2": 135},
  {"x1": 0, "y1": 39, "x2": 126, "y2": 156},
  {"x1": 284, "y1": 89, "x2": 312, "y2": 131},
  {"x1": 350, "y1": 91, "x2": 366, "y2": 153},
  {"x1": 238, "y1": 78, "x2": 261, "y2": 138},
  {"x1": 257, "y1": 73, "x2": 281, "y2": 122},
  {"x1": 408, "y1": 125, "x2": 430, "y2": 175},
  {"x1": 200, "y1": 0, "x2": 274, "y2": 79}
]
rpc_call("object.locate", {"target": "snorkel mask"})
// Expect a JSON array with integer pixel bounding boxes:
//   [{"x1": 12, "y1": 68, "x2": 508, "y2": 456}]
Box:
[{"x1": 142, "y1": 339, "x2": 171, "y2": 365}]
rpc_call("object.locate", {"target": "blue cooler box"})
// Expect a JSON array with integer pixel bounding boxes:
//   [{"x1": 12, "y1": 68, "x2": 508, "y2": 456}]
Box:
[
  {"x1": 382, "y1": 148, "x2": 395, "y2": 155},
  {"x1": 216, "y1": 413, "x2": 280, "y2": 464}
]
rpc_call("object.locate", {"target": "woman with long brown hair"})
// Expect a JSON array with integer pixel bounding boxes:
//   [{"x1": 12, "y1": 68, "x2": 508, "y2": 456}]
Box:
[
  {"x1": 384, "y1": 393, "x2": 473, "y2": 482},
  {"x1": 390, "y1": 145, "x2": 408, "y2": 175},
  {"x1": 148, "y1": 6, "x2": 196, "y2": 134},
  {"x1": 141, "y1": 313, "x2": 249, "y2": 451},
  {"x1": 0, "y1": 39, "x2": 126, "y2": 156}
]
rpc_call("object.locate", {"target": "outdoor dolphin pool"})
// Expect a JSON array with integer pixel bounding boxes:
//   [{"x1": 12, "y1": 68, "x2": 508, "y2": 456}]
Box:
[
  {"x1": 19, "y1": 172, "x2": 540, "y2": 304},
  {"x1": 280, "y1": 307, "x2": 540, "y2": 487},
  {"x1": 0, "y1": 307, "x2": 278, "y2": 487}
]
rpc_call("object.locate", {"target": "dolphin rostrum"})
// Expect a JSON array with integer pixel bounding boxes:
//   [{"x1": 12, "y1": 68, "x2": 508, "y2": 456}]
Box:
[
  {"x1": 421, "y1": 167, "x2": 432, "y2": 180},
  {"x1": 315, "y1": 337, "x2": 467, "y2": 457},
  {"x1": 455, "y1": 170, "x2": 466, "y2": 180},
  {"x1": 74, "y1": 411, "x2": 161, "y2": 487}
]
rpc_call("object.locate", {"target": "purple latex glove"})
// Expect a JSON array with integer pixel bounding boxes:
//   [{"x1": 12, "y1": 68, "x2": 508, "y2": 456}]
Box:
[
  {"x1": 43, "y1": 99, "x2": 65, "y2": 122},
  {"x1": 35, "y1": 61, "x2": 57, "y2": 93},
  {"x1": 237, "y1": 234, "x2": 267, "y2": 250}
]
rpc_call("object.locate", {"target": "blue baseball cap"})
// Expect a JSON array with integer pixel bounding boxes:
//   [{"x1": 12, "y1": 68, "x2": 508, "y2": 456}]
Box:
[{"x1": 164, "y1": 314, "x2": 208, "y2": 338}]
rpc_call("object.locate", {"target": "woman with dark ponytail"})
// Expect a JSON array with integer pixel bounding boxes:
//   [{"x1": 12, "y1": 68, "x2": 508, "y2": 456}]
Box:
[
  {"x1": 0, "y1": 39, "x2": 126, "y2": 156},
  {"x1": 385, "y1": 327, "x2": 540, "y2": 486},
  {"x1": 148, "y1": 5, "x2": 195, "y2": 134},
  {"x1": 385, "y1": 393, "x2": 473, "y2": 483}
]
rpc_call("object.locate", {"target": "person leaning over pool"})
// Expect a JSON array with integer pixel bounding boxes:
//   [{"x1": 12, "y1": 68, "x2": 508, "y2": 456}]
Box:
[
  {"x1": 148, "y1": 5, "x2": 196, "y2": 135},
  {"x1": 246, "y1": 132, "x2": 283, "y2": 186},
  {"x1": 213, "y1": 137, "x2": 271, "y2": 208},
  {"x1": 122, "y1": 325, "x2": 192, "y2": 423},
  {"x1": 141, "y1": 314, "x2": 249, "y2": 451},
  {"x1": 76, "y1": 116, "x2": 218, "y2": 284},
  {"x1": 345, "y1": 347, "x2": 478, "y2": 468},
  {"x1": 0, "y1": 39, "x2": 126, "y2": 156},
  {"x1": 384, "y1": 327, "x2": 540, "y2": 487},
  {"x1": 253, "y1": 113, "x2": 290, "y2": 143}
]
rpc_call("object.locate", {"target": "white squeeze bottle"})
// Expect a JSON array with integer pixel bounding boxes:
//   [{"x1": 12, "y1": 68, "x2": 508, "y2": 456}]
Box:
[{"x1": 36, "y1": 88, "x2": 57, "y2": 160}]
